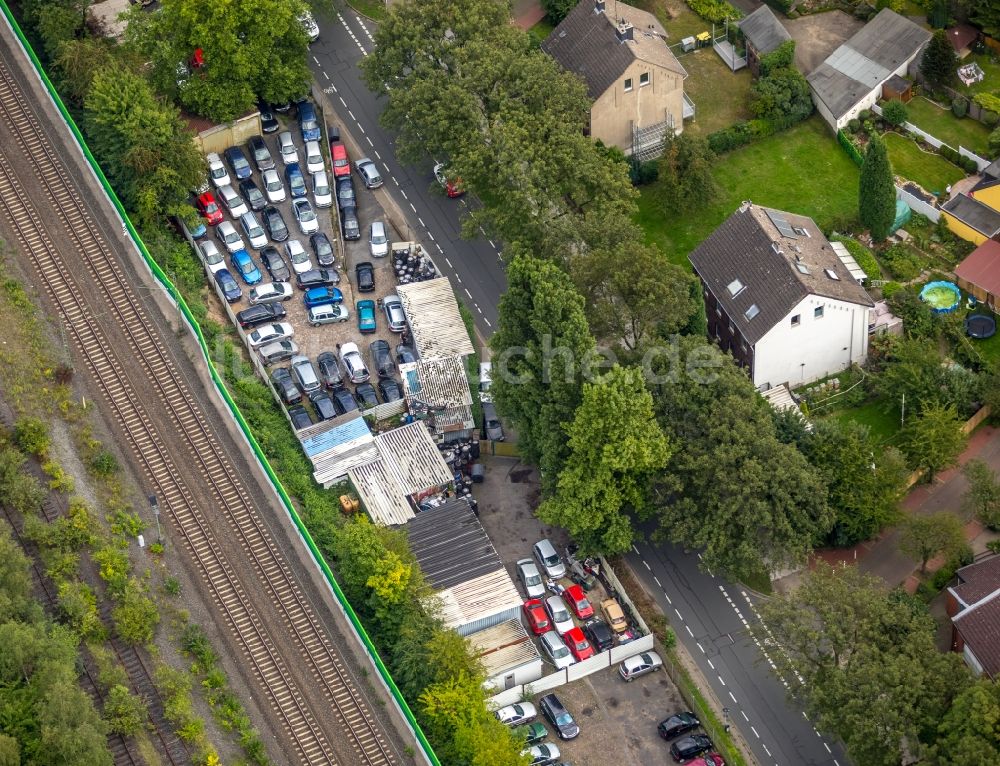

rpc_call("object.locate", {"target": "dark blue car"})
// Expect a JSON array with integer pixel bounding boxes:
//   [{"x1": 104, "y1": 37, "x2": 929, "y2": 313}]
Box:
[
  {"x1": 297, "y1": 101, "x2": 321, "y2": 142},
  {"x1": 214, "y1": 268, "x2": 242, "y2": 303},
  {"x1": 284, "y1": 162, "x2": 307, "y2": 199},
  {"x1": 223, "y1": 146, "x2": 252, "y2": 180},
  {"x1": 303, "y1": 286, "x2": 343, "y2": 308}
]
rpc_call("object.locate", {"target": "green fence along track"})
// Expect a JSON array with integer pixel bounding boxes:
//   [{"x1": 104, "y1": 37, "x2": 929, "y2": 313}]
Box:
[{"x1": 0, "y1": 6, "x2": 440, "y2": 764}]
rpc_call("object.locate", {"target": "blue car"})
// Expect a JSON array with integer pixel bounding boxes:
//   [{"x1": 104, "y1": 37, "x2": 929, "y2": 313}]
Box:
[
  {"x1": 297, "y1": 101, "x2": 321, "y2": 142},
  {"x1": 230, "y1": 249, "x2": 263, "y2": 285},
  {"x1": 214, "y1": 269, "x2": 242, "y2": 303},
  {"x1": 223, "y1": 146, "x2": 252, "y2": 180},
  {"x1": 285, "y1": 162, "x2": 307, "y2": 198},
  {"x1": 356, "y1": 299, "x2": 376, "y2": 333},
  {"x1": 303, "y1": 286, "x2": 344, "y2": 308}
]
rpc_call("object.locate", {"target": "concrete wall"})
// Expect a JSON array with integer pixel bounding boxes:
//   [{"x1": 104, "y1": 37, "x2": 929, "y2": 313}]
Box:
[
  {"x1": 195, "y1": 112, "x2": 263, "y2": 156},
  {"x1": 589, "y1": 58, "x2": 684, "y2": 151}
]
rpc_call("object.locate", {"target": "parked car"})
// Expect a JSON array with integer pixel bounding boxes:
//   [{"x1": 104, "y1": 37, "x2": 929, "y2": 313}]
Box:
[
  {"x1": 582, "y1": 618, "x2": 614, "y2": 653},
  {"x1": 522, "y1": 598, "x2": 551, "y2": 635},
  {"x1": 564, "y1": 627, "x2": 594, "y2": 662},
  {"x1": 619, "y1": 651, "x2": 663, "y2": 682},
  {"x1": 308, "y1": 303, "x2": 349, "y2": 326},
  {"x1": 563, "y1": 584, "x2": 594, "y2": 620},
  {"x1": 285, "y1": 239, "x2": 313, "y2": 275},
  {"x1": 198, "y1": 240, "x2": 226, "y2": 274},
  {"x1": 355, "y1": 261, "x2": 375, "y2": 292},
  {"x1": 366, "y1": 341, "x2": 392, "y2": 377},
  {"x1": 433, "y1": 162, "x2": 465, "y2": 197},
  {"x1": 260, "y1": 246, "x2": 290, "y2": 281},
  {"x1": 223, "y1": 146, "x2": 252, "y2": 180},
  {"x1": 533, "y1": 539, "x2": 566, "y2": 579},
  {"x1": 495, "y1": 702, "x2": 536, "y2": 727},
  {"x1": 670, "y1": 735, "x2": 714, "y2": 764},
  {"x1": 657, "y1": 712, "x2": 701, "y2": 741},
  {"x1": 217, "y1": 184, "x2": 248, "y2": 218},
  {"x1": 206, "y1": 152, "x2": 230, "y2": 188},
  {"x1": 259, "y1": 206, "x2": 288, "y2": 243},
  {"x1": 248, "y1": 282, "x2": 293, "y2": 305},
  {"x1": 687, "y1": 754, "x2": 725, "y2": 766},
  {"x1": 331, "y1": 387, "x2": 358, "y2": 415},
  {"x1": 258, "y1": 103, "x2": 279, "y2": 134},
  {"x1": 355, "y1": 382, "x2": 379, "y2": 408},
  {"x1": 299, "y1": 10, "x2": 319, "y2": 41},
  {"x1": 356, "y1": 299, "x2": 376, "y2": 333},
  {"x1": 297, "y1": 100, "x2": 321, "y2": 142},
  {"x1": 229, "y1": 249, "x2": 262, "y2": 285},
  {"x1": 310, "y1": 232, "x2": 335, "y2": 267},
  {"x1": 544, "y1": 595, "x2": 573, "y2": 635},
  {"x1": 330, "y1": 140, "x2": 350, "y2": 178},
  {"x1": 368, "y1": 221, "x2": 389, "y2": 257},
  {"x1": 246, "y1": 135, "x2": 275, "y2": 172},
  {"x1": 377, "y1": 377, "x2": 402, "y2": 402},
  {"x1": 482, "y1": 400, "x2": 504, "y2": 441},
  {"x1": 340, "y1": 204, "x2": 360, "y2": 240},
  {"x1": 312, "y1": 170, "x2": 333, "y2": 208},
  {"x1": 354, "y1": 157, "x2": 383, "y2": 188},
  {"x1": 303, "y1": 286, "x2": 344, "y2": 308},
  {"x1": 195, "y1": 191, "x2": 223, "y2": 225},
  {"x1": 516, "y1": 558, "x2": 545, "y2": 599},
  {"x1": 290, "y1": 354, "x2": 320, "y2": 394},
  {"x1": 335, "y1": 176, "x2": 355, "y2": 210},
  {"x1": 188, "y1": 217, "x2": 207, "y2": 239},
  {"x1": 296, "y1": 268, "x2": 340, "y2": 289},
  {"x1": 479, "y1": 361, "x2": 493, "y2": 401},
  {"x1": 239, "y1": 178, "x2": 266, "y2": 211},
  {"x1": 214, "y1": 269, "x2": 241, "y2": 303},
  {"x1": 270, "y1": 367, "x2": 301, "y2": 405},
  {"x1": 339, "y1": 342, "x2": 369, "y2": 383},
  {"x1": 278, "y1": 131, "x2": 298, "y2": 166},
  {"x1": 292, "y1": 198, "x2": 319, "y2": 234},
  {"x1": 524, "y1": 743, "x2": 560, "y2": 766},
  {"x1": 395, "y1": 344, "x2": 417, "y2": 364},
  {"x1": 287, "y1": 404, "x2": 314, "y2": 430},
  {"x1": 539, "y1": 631, "x2": 574, "y2": 670},
  {"x1": 382, "y1": 295, "x2": 407, "y2": 332},
  {"x1": 262, "y1": 169, "x2": 286, "y2": 204},
  {"x1": 285, "y1": 162, "x2": 307, "y2": 198},
  {"x1": 538, "y1": 694, "x2": 579, "y2": 740},
  {"x1": 238, "y1": 306, "x2": 286, "y2": 334},
  {"x1": 304, "y1": 140, "x2": 324, "y2": 175},
  {"x1": 247, "y1": 322, "x2": 294, "y2": 348},
  {"x1": 513, "y1": 722, "x2": 547, "y2": 747},
  {"x1": 258, "y1": 339, "x2": 298, "y2": 366},
  {"x1": 601, "y1": 598, "x2": 628, "y2": 633},
  {"x1": 239, "y1": 211, "x2": 268, "y2": 250},
  {"x1": 317, "y1": 351, "x2": 344, "y2": 389},
  {"x1": 309, "y1": 390, "x2": 338, "y2": 421}
]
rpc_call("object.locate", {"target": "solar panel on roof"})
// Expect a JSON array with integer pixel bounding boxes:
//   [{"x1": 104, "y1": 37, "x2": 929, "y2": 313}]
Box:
[{"x1": 765, "y1": 209, "x2": 797, "y2": 238}]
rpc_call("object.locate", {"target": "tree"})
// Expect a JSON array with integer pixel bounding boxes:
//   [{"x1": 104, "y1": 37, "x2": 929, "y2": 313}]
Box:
[
  {"x1": 54, "y1": 38, "x2": 118, "y2": 105},
  {"x1": 102, "y1": 685, "x2": 147, "y2": 736},
  {"x1": 0, "y1": 734, "x2": 19, "y2": 766},
  {"x1": 859, "y1": 134, "x2": 896, "y2": 241},
  {"x1": 872, "y1": 337, "x2": 982, "y2": 416},
  {"x1": 57, "y1": 581, "x2": 102, "y2": 639},
  {"x1": 540, "y1": 0, "x2": 576, "y2": 23},
  {"x1": 112, "y1": 579, "x2": 159, "y2": 644},
  {"x1": 887, "y1": 287, "x2": 937, "y2": 339},
  {"x1": 655, "y1": 133, "x2": 719, "y2": 213},
  {"x1": 961, "y1": 459, "x2": 1000, "y2": 529},
  {"x1": 899, "y1": 403, "x2": 968, "y2": 480},
  {"x1": 0, "y1": 529, "x2": 34, "y2": 624},
  {"x1": 898, "y1": 512, "x2": 967, "y2": 572},
  {"x1": 749, "y1": 67, "x2": 814, "y2": 126},
  {"x1": 537, "y1": 366, "x2": 670, "y2": 554},
  {"x1": 965, "y1": 0, "x2": 1000, "y2": 38},
  {"x1": 920, "y1": 29, "x2": 958, "y2": 91},
  {"x1": 932, "y1": 680, "x2": 1000, "y2": 764},
  {"x1": 881, "y1": 99, "x2": 908, "y2": 126}
]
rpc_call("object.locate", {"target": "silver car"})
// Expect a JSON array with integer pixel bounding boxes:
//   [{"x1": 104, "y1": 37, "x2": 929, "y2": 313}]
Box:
[
  {"x1": 304, "y1": 140, "x2": 324, "y2": 175},
  {"x1": 540, "y1": 631, "x2": 575, "y2": 670},
  {"x1": 618, "y1": 651, "x2": 663, "y2": 681},
  {"x1": 262, "y1": 169, "x2": 286, "y2": 204},
  {"x1": 217, "y1": 184, "x2": 248, "y2": 218},
  {"x1": 545, "y1": 595, "x2": 574, "y2": 635},
  {"x1": 247, "y1": 322, "x2": 294, "y2": 348},
  {"x1": 533, "y1": 538, "x2": 566, "y2": 579},
  {"x1": 239, "y1": 211, "x2": 268, "y2": 250},
  {"x1": 382, "y1": 294, "x2": 406, "y2": 332},
  {"x1": 248, "y1": 282, "x2": 293, "y2": 304},
  {"x1": 369, "y1": 221, "x2": 389, "y2": 258},
  {"x1": 307, "y1": 303, "x2": 349, "y2": 326},
  {"x1": 215, "y1": 220, "x2": 245, "y2": 254},
  {"x1": 284, "y1": 239, "x2": 313, "y2": 274},
  {"x1": 290, "y1": 354, "x2": 320, "y2": 394},
  {"x1": 292, "y1": 198, "x2": 319, "y2": 234},
  {"x1": 354, "y1": 157, "x2": 383, "y2": 189},
  {"x1": 516, "y1": 558, "x2": 545, "y2": 599},
  {"x1": 339, "y1": 342, "x2": 369, "y2": 383},
  {"x1": 257, "y1": 339, "x2": 298, "y2": 366},
  {"x1": 198, "y1": 240, "x2": 226, "y2": 274},
  {"x1": 278, "y1": 131, "x2": 298, "y2": 166},
  {"x1": 312, "y1": 170, "x2": 333, "y2": 208},
  {"x1": 206, "y1": 152, "x2": 230, "y2": 188}
]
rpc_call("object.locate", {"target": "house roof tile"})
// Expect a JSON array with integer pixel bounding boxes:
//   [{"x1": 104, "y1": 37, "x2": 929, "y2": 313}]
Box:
[{"x1": 738, "y1": 6, "x2": 791, "y2": 56}]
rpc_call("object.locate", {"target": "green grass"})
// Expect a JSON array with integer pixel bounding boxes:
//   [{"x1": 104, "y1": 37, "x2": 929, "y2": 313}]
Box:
[
  {"x1": 343, "y1": 0, "x2": 386, "y2": 21},
  {"x1": 682, "y1": 48, "x2": 753, "y2": 136},
  {"x1": 828, "y1": 398, "x2": 902, "y2": 443},
  {"x1": 956, "y1": 52, "x2": 1000, "y2": 98},
  {"x1": 527, "y1": 17, "x2": 555, "y2": 44},
  {"x1": 636, "y1": 117, "x2": 860, "y2": 267},
  {"x1": 969, "y1": 313, "x2": 1000, "y2": 364},
  {"x1": 903, "y1": 97, "x2": 992, "y2": 156},
  {"x1": 883, "y1": 132, "x2": 965, "y2": 195}
]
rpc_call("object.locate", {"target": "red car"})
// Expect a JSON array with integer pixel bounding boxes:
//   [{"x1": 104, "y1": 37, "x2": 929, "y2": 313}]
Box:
[
  {"x1": 564, "y1": 584, "x2": 594, "y2": 620},
  {"x1": 195, "y1": 191, "x2": 223, "y2": 225},
  {"x1": 689, "y1": 755, "x2": 725, "y2": 766},
  {"x1": 331, "y1": 142, "x2": 350, "y2": 179},
  {"x1": 523, "y1": 598, "x2": 551, "y2": 636},
  {"x1": 433, "y1": 162, "x2": 465, "y2": 197},
  {"x1": 564, "y1": 626, "x2": 594, "y2": 662}
]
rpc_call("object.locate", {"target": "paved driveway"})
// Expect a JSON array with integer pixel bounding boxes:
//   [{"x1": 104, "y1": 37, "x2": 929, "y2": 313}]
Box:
[{"x1": 783, "y1": 10, "x2": 864, "y2": 75}]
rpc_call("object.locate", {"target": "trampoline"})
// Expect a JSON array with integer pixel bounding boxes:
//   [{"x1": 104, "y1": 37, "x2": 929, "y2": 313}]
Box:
[
  {"x1": 919, "y1": 281, "x2": 961, "y2": 314},
  {"x1": 966, "y1": 314, "x2": 997, "y2": 340}
]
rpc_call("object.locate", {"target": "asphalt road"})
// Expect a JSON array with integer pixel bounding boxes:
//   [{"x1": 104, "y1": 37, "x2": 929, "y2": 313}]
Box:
[{"x1": 308, "y1": 7, "x2": 849, "y2": 765}]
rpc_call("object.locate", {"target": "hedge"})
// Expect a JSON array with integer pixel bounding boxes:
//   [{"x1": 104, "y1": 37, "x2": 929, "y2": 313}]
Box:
[
  {"x1": 686, "y1": 0, "x2": 741, "y2": 23},
  {"x1": 973, "y1": 93, "x2": 1000, "y2": 114},
  {"x1": 837, "y1": 129, "x2": 864, "y2": 167}
]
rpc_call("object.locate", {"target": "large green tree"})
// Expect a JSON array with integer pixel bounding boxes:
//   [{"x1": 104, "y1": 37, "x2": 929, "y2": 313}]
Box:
[
  {"x1": 655, "y1": 133, "x2": 719, "y2": 214},
  {"x1": 899, "y1": 402, "x2": 968, "y2": 480},
  {"x1": 962, "y1": 459, "x2": 1000, "y2": 529},
  {"x1": 932, "y1": 680, "x2": 1000, "y2": 764},
  {"x1": 859, "y1": 134, "x2": 896, "y2": 241},
  {"x1": 872, "y1": 337, "x2": 983, "y2": 416},
  {"x1": 749, "y1": 67, "x2": 814, "y2": 125},
  {"x1": 920, "y1": 29, "x2": 958, "y2": 91},
  {"x1": 898, "y1": 512, "x2": 967, "y2": 572}
]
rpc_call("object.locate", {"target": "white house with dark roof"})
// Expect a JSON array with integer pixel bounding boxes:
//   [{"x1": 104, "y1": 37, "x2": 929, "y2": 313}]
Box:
[{"x1": 689, "y1": 202, "x2": 875, "y2": 390}]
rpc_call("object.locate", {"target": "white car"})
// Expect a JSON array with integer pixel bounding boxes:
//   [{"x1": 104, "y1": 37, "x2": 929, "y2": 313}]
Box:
[
  {"x1": 217, "y1": 184, "x2": 248, "y2": 219},
  {"x1": 312, "y1": 170, "x2": 333, "y2": 208},
  {"x1": 516, "y1": 558, "x2": 545, "y2": 599},
  {"x1": 292, "y1": 198, "x2": 319, "y2": 234},
  {"x1": 524, "y1": 744, "x2": 561, "y2": 765},
  {"x1": 215, "y1": 220, "x2": 246, "y2": 254},
  {"x1": 299, "y1": 10, "x2": 319, "y2": 42},
  {"x1": 198, "y1": 240, "x2": 226, "y2": 274},
  {"x1": 494, "y1": 702, "x2": 536, "y2": 727},
  {"x1": 278, "y1": 131, "x2": 298, "y2": 166},
  {"x1": 248, "y1": 282, "x2": 293, "y2": 305},
  {"x1": 540, "y1": 631, "x2": 575, "y2": 670},
  {"x1": 304, "y1": 140, "x2": 324, "y2": 175},
  {"x1": 545, "y1": 595, "x2": 574, "y2": 635},
  {"x1": 368, "y1": 221, "x2": 389, "y2": 258},
  {"x1": 262, "y1": 169, "x2": 286, "y2": 204},
  {"x1": 206, "y1": 152, "x2": 230, "y2": 189},
  {"x1": 284, "y1": 240, "x2": 313, "y2": 274},
  {"x1": 339, "y1": 342, "x2": 369, "y2": 383},
  {"x1": 247, "y1": 322, "x2": 294, "y2": 348},
  {"x1": 479, "y1": 361, "x2": 493, "y2": 402},
  {"x1": 239, "y1": 211, "x2": 268, "y2": 250}
]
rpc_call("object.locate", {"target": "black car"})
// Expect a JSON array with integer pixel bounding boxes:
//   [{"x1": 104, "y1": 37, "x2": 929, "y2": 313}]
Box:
[
  {"x1": 258, "y1": 103, "x2": 279, "y2": 134},
  {"x1": 670, "y1": 734, "x2": 713, "y2": 763},
  {"x1": 340, "y1": 204, "x2": 360, "y2": 240},
  {"x1": 582, "y1": 619, "x2": 614, "y2": 652},
  {"x1": 355, "y1": 261, "x2": 375, "y2": 292},
  {"x1": 236, "y1": 302, "x2": 287, "y2": 329},
  {"x1": 310, "y1": 232, "x2": 335, "y2": 268},
  {"x1": 317, "y1": 351, "x2": 344, "y2": 389},
  {"x1": 239, "y1": 178, "x2": 266, "y2": 211},
  {"x1": 658, "y1": 712, "x2": 700, "y2": 741},
  {"x1": 331, "y1": 387, "x2": 359, "y2": 415},
  {"x1": 287, "y1": 405, "x2": 314, "y2": 430},
  {"x1": 263, "y1": 205, "x2": 289, "y2": 242},
  {"x1": 395, "y1": 344, "x2": 417, "y2": 364},
  {"x1": 336, "y1": 176, "x2": 356, "y2": 210},
  {"x1": 260, "y1": 246, "x2": 290, "y2": 282},
  {"x1": 355, "y1": 382, "x2": 379, "y2": 408},
  {"x1": 247, "y1": 135, "x2": 275, "y2": 171},
  {"x1": 214, "y1": 269, "x2": 241, "y2": 303},
  {"x1": 538, "y1": 694, "x2": 579, "y2": 740},
  {"x1": 309, "y1": 390, "x2": 338, "y2": 421},
  {"x1": 270, "y1": 367, "x2": 301, "y2": 405},
  {"x1": 369, "y1": 340, "x2": 394, "y2": 377},
  {"x1": 296, "y1": 268, "x2": 340, "y2": 290},
  {"x1": 377, "y1": 377, "x2": 402, "y2": 402}
]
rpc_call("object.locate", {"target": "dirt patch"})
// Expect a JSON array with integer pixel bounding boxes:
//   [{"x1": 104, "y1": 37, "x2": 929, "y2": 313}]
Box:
[{"x1": 783, "y1": 10, "x2": 864, "y2": 75}]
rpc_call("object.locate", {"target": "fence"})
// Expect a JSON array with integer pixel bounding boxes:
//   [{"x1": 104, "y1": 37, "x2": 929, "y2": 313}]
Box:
[
  {"x1": 872, "y1": 102, "x2": 989, "y2": 172},
  {"x1": 0, "y1": 6, "x2": 440, "y2": 764},
  {"x1": 959, "y1": 146, "x2": 991, "y2": 173},
  {"x1": 194, "y1": 112, "x2": 262, "y2": 155},
  {"x1": 896, "y1": 185, "x2": 941, "y2": 222},
  {"x1": 903, "y1": 404, "x2": 992, "y2": 489}
]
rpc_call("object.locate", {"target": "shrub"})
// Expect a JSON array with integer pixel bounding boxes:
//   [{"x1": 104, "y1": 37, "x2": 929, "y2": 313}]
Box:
[
  {"x1": 940, "y1": 144, "x2": 960, "y2": 164},
  {"x1": 859, "y1": 109, "x2": 872, "y2": 122},
  {"x1": 974, "y1": 93, "x2": 1000, "y2": 113},
  {"x1": 880, "y1": 243, "x2": 924, "y2": 281},
  {"x1": 759, "y1": 40, "x2": 795, "y2": 77},
  {"x1": 882, "y1": 100, "x2": 908, "y2": 126},
  {"x1": 707, "y1": 122, "x2": 755, "y2": 154},
  {"x1": 628, "y1": 157, "x2": 659, "y2": 186},
  {"x1": 961, "y1": 156, "x2": 979, "y2": 173},
  {"x1": 990, "y1": 126, "x2": 1000, "y2": 157},
  {"x1": 848, "y1": 118, "x2": 861, "y2": 132},
  {"x1": 90, "y1": 449, "x2": 118, "y2": 477},
  {"x1": 14, "y1": 417, "x2": 50, "y2": 458},
  {"x1": 831, "y1": 236, "x2": 881, "y2": 280},
  {"x1": 881, "y1": 281, "x2": 903, "y2": 298},
  {"x1": 686, "y1": 0, "x2": 741, "y2": 23},
  {"x1": 952, "y1": 96, "x2": 968, "y2": 118},
  {"x1": 984, "y1": 110, "x2": 1000, "y2": 128}
]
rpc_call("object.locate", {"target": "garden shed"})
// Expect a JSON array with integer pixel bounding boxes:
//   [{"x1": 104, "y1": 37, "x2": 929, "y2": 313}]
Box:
[
  {"x1": 738, "y1": 6, "x2": 791, "y2": 77},
  {"x1": 881, "y1": 74, "x2": 912, "y2": 103},
  {"x1": 955, "y1": 239, "x2": 1000, "y2": 310}
]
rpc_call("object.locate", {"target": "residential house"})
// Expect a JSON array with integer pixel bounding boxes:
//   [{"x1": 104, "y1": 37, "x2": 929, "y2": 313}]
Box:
[
  {"x1": 542, "y1": 0, "x2": 689, "y2": 156},
  {"x1": 942, "y1": 159, "x2": 1000, "y2": 244},
  {"x1": 807, "y1": 9, "x2": 931, "y2": 131},
  {"x1": 738, "y1": 6, "x2": 792, "y2": 77},
  {"x1": 946, "y1": 554, "x2": 1000, "y2": 679},
  {"x1": 688, "y1": 202, "x2": 875, "y2": 390},
  {"x1": 955, "y1": 239, "x2": 1000, "y2": 310}
]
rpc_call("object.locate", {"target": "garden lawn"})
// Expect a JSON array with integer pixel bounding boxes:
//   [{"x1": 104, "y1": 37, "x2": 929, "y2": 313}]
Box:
[
  {"x1": 970, "y1": 323, "x2": 1000, "y2": 365},
  {"x1": 682, "y1": 48, "x2": 753, "y2": 136},
  {"x1": 956, "y1": 52, "x2": 1000, "y2": 98},
  {"x1": 904, "y1": 97, "x2": 993, "y2": 157},
  {"x1": 884, "y1": 132, "x2": 965, "y2": 195},
  {"x1": 636, "y1": 117, "x2": 860, "y2": 267},
  {"x1": 827, "y1": 398, "x2": 902, "y2": 443},
  {"x1": 528, "y1": 17, "x2": 555, "y2": 44}
]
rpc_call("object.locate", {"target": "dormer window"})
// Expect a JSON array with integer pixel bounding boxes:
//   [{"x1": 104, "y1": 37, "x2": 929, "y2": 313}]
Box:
[
  {"x1": 727, "y1": 278, "x2": 745, "y2": 297},
  {"x1": 639, "y1": 72, "x2": 650, "y2": 86},
  {"x1": 824, "y1": 268, "x2": 840, "y2": 280},
  {"x1": 624, "y1": 78, "x2": 633, "y2": 92}
]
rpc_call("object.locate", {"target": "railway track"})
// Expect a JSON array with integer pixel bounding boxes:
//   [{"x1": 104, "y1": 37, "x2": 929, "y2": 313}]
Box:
[{"x1": 0, "y1": 50, "x2": 397, "y2": 766}]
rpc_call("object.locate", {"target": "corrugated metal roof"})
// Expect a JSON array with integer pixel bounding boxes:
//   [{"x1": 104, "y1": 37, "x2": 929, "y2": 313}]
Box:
[
  {"x1": 349, "y1": 457, "x2": 415, "y2": 526},
  {"x1": 299, "y1": 415, "x2": 379, "y2": 487},
  {"x1": 432, "y1": 569, "x2": 524, "y2": 635},
  {"x1": 468, "y1": 619, "x2": 541, "y2": 676},
  {"x1": 400, "y1": 356, "x2": 476, "y2": 433},
  {"x1": 397, "y1": 279, "x2": 475, "y2": 360},
  {"x1": 407, "y1": 498, "x2": 503, "y2": 588}
]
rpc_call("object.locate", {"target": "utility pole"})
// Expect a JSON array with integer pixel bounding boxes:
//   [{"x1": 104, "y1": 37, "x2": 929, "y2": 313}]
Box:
[
  {"x1": 148, "y1": 494, "x2": 163, "y2": 543},
  {"x1": 901, "y1": 392, "x2": 906, "y2": 428}
]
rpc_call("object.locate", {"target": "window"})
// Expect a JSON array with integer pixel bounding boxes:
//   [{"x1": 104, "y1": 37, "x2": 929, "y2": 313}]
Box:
[
  {"x1": 728, "y1": 321, "x2": 735, "y2": 334},
  {"x1": 727, "y1": 278, "x2": 745, "y2": 297},
  {"x1": 793, "y1": 226, "x2": 810, "y2": 237},
  {"x1": 790, "y1": 314, "x2": 801, "y2": 327},
  {"x1": 824, "y1": 268, "x2": 840, "y2": 281},
  {"x1": 744, "y1": 304, "x2": 760, "y2": 320},
  {"x1": 814, "y1": 306, "x2": 824, "y2": 319},
  {"x1": 795, "y1": 261, "x2": 810, "y2": 274},
  {"x1": 624, "y1": 78, "x2": 633, "y2": 92},
  {"x1": 715, "y1": 306, "x2": 722, "y2": 317},
  {"x1": 639, "y1": 72, "x2": 650, "y2": 86},
  {"x1": 740, "y1": 341, "x2": 748, "y2": 353}
]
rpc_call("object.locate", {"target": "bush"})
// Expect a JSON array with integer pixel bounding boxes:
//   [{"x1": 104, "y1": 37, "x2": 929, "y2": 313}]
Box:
[
  {"x1": 974, "y1": 93, "x2": 1000, "y2": 113},
  {"x1": 628, "y1": 157, "x2": 659, "y2": 186},
  {"x1": 848, "y1": 118, "x2": 861, "y2": 132},
  {"x1": 89, "y1": 449, "x2": 118, "y2": 477},
  {"x1": 14, "y1": 417, "x2": 50, "y2": 458},
  {"x1": 686, "y1": 0, "x2": 741, "y2": 23},
  {"x1": 990, "y1": 126, "x2": 1000, "y2": 157},
  {"x1": 961, "y1": 156, "x2": 979, "y2": 173},
  {"x1": 880, "y1": 243, "x2": 924, "y2": 281},
  {"x1": 952, "y1": 96, "x2": 968, "y2": 118},
  {"x1": 940, "y1": 144, "x2": 961, "y2": 164},
  {"x1": 984, "y1": 110, "x2": 1000, "y2": 128},
  {"x1": 831, "y1": 236, "x2": 881, "y2": 280},
  {"x1": 882, "y1": 100, "x2": 908, "y2": 126},
  {"x1": 859, "y1": 109, "x2": 872, "y2": 122},
  {"x1": 759, "y1": 40, "x2": 795, "y2": 77},
  {"x1": 707, "y1": 122, "x2": 755, "y2": 154},
  {"x1": 881, "y1": 281, "x2": 903, "y2": 298}
]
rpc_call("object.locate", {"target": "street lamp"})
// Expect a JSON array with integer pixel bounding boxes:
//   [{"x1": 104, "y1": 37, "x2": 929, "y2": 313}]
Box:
[
  {"x1": 722, "y1": 707, "x2": 730, "y2": 733},
  {"x1": 148, "y1": 494, "x2": 162, "y2": 543}
]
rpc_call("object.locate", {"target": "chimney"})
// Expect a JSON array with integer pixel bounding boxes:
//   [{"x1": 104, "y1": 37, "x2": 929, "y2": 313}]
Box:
[
  {"x1": 594, "y1": 0, "x2": 605, "y2": 13},
  {"x1": 616, "y1": 20, "x2": 634, "y2": 42},
  {"x1": 738, "y1": 200, "x2": 752, "y2": 213}
]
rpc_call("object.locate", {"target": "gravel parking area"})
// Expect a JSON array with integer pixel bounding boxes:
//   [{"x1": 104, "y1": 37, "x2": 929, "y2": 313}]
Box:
[{"x1": 783, "y1": 10, "x2": 864, "y2": 75}]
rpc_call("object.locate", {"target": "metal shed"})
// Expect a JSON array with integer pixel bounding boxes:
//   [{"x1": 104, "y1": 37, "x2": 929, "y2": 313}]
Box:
[
  {"x1": 396, "y1": 279, "x2": 475, "y2": 361},
  {"x1": 400, "y1": 355, "x2": 475, "y2": 437},
  {"x1": 468, "y1": 619, "x2": 544, "y2": 691}
]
